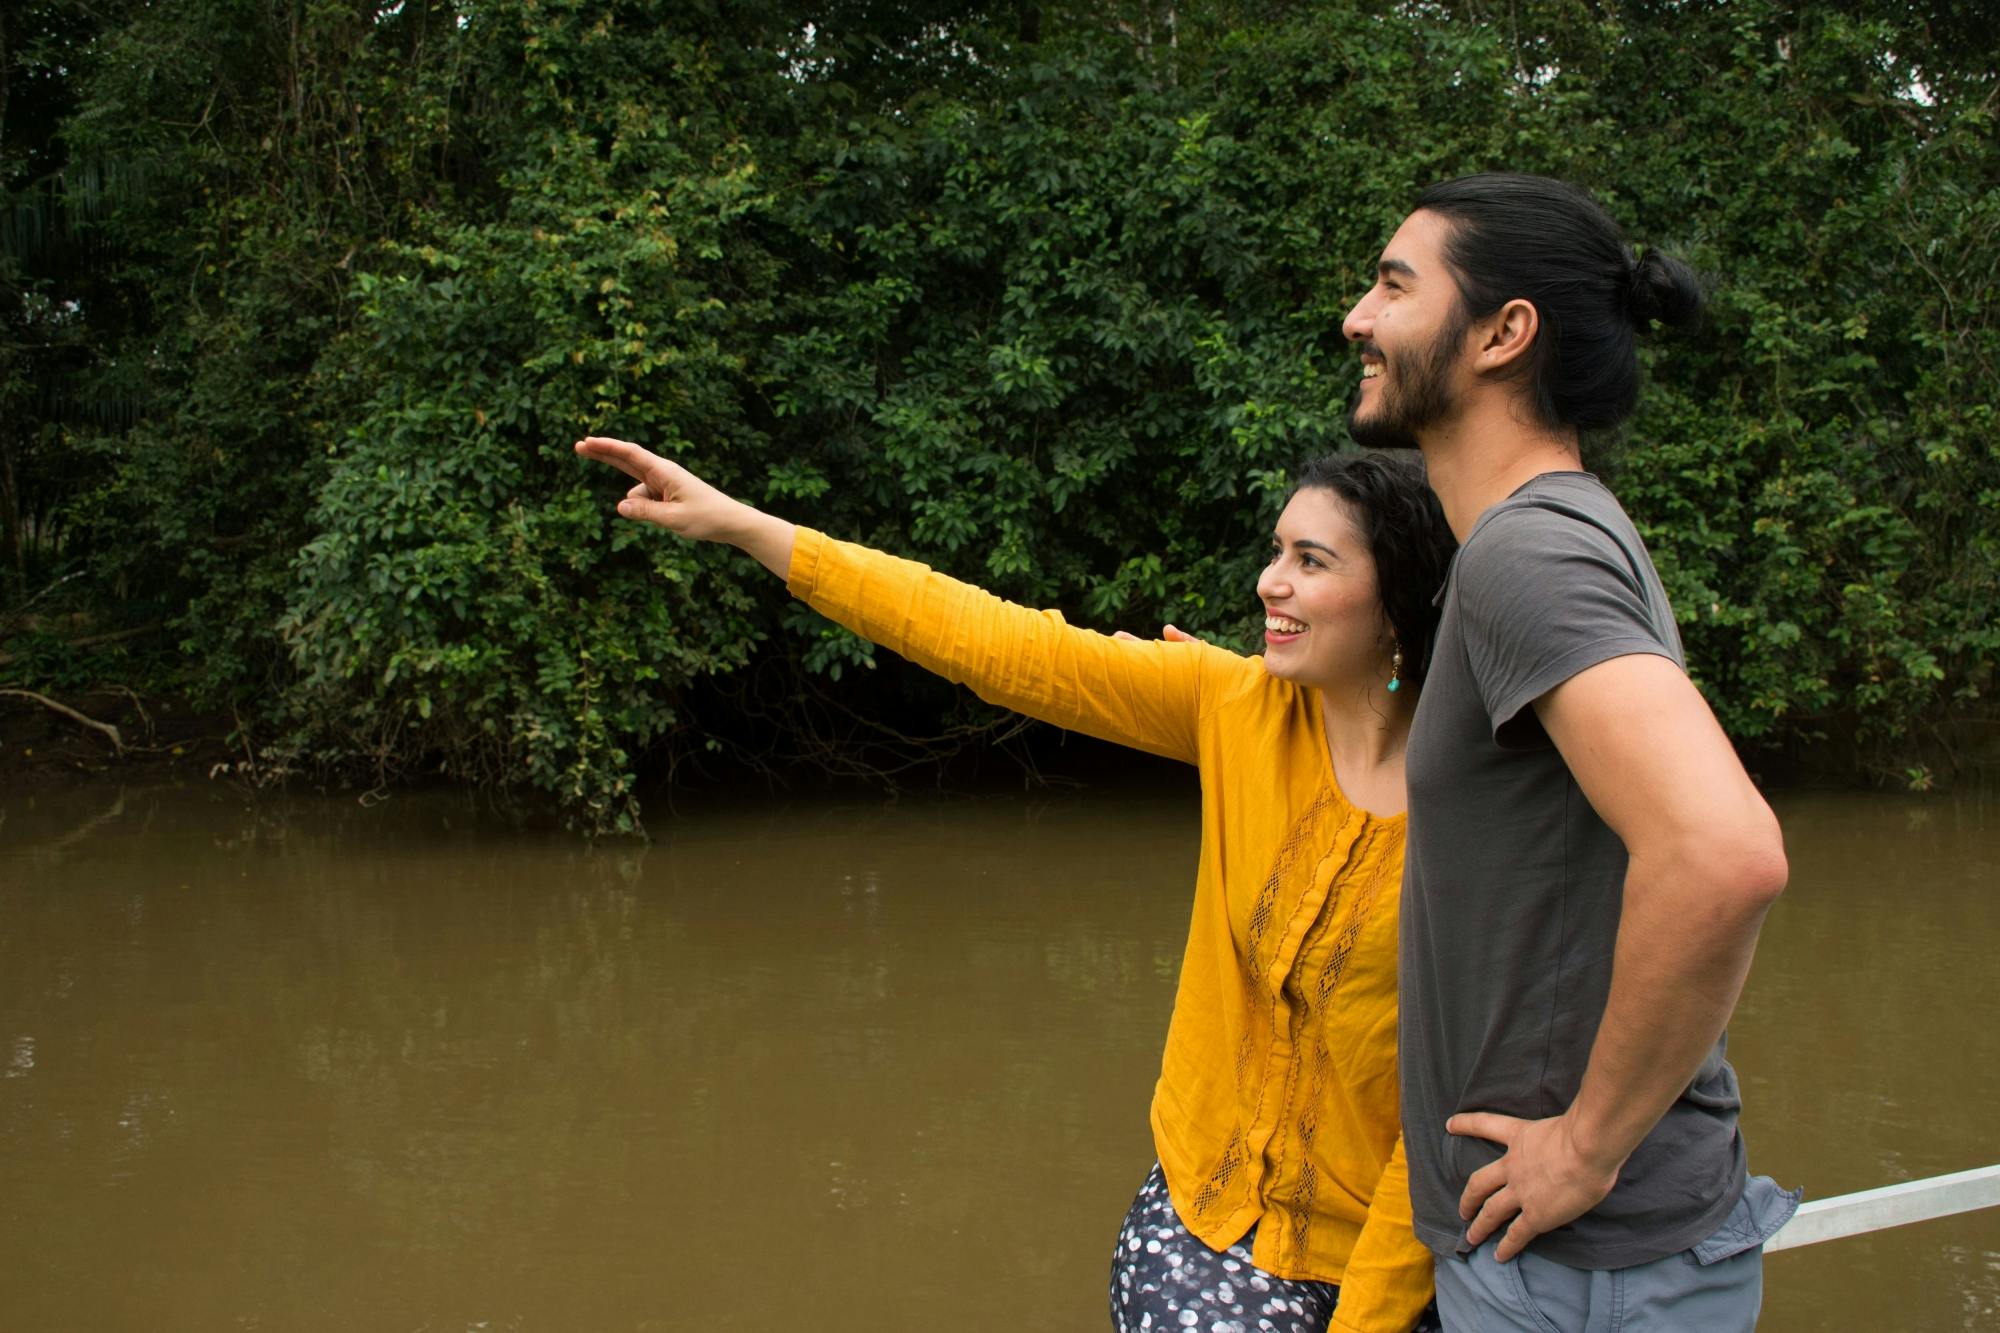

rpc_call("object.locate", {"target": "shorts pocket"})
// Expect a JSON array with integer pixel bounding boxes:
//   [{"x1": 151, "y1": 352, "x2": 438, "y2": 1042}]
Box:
[{"x1": 1497, "y1": 1248, "x2": 1588, "y2": 1333}]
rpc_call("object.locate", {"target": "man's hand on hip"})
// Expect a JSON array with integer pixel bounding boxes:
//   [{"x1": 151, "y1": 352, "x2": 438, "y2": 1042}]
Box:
[{"x1": 1448, "y1": 1110, "x2": 1622, "y2": 1262}]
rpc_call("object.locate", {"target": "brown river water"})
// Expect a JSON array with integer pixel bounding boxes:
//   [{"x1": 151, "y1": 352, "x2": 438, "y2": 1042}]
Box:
[{"x1": 1, "y1": 778, "x2": 1995, "y2": 1332}]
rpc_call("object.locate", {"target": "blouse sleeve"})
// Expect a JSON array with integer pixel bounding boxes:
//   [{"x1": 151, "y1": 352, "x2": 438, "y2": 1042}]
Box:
[
  {"x1": 1327, "y1": 1135, "x2": 1436, "y2": 1333},
  {"x1": 787, "y1": 528, "x2": 1250, "y2": 765}
]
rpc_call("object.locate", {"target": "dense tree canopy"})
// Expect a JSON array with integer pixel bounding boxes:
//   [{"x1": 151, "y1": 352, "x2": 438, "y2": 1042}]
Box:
[{"x1": 4, "y1": 0, "x2": 1995, "y2": 829}]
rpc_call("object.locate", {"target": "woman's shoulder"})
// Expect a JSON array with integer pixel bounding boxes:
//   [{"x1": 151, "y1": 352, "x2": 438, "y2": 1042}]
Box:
[
  {"x1": 1188, "y1": 641, "x2": 1318, "y2": 731},
  {"x1": 1183, "y1": 637, "x2": 1273, "y2": 693}
]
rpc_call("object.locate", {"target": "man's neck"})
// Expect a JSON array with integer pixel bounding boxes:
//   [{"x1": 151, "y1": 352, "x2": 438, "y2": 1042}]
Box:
[{"x1": 1418, "y1": 402, "x2": 1582, "y2": 543}]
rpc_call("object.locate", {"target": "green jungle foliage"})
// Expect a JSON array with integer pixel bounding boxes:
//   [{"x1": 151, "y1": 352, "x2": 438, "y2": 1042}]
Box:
[{"x1": 3, "y1": 0, "x2": 1995, "y2": 829}]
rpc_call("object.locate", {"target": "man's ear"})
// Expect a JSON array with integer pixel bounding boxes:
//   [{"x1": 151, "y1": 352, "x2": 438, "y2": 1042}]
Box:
[{"x1": 1474, "y1": 298, "x2": 1539, "y2": 375}]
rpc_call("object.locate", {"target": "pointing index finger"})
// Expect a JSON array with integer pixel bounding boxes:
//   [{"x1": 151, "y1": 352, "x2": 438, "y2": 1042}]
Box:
[{"x1": 574, "y1": 436, "x2": 659, "y2": 486}]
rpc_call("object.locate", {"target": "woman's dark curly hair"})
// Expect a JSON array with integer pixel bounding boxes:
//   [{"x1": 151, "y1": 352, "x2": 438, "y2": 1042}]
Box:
[{"x1": 1291, "y1": 450, "x2": 1457, "y2": 691}]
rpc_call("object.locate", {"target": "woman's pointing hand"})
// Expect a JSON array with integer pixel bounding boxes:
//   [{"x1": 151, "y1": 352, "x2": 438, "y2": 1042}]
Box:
[{"x1": 575, "y1": 435, "x2": 797, "y2": 578}]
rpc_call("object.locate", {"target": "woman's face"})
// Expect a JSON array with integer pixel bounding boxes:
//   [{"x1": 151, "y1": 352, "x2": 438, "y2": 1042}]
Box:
[{"x1": 1256, "y1": 487, "x2": 1394, "y2": 691}]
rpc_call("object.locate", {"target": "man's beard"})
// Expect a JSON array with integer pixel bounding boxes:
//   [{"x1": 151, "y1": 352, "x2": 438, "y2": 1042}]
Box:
[{"x1": 1345, "y1": 315, "x2": 1466, "y2": 451}]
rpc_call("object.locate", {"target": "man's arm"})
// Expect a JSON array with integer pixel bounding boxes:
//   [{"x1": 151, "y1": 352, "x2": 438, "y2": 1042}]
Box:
[{"x1": 1451, "y1": 652, "x2": 1787, "y2": 1261}]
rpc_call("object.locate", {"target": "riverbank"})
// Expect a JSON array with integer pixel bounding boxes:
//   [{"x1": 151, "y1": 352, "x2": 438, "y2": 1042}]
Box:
[
  {"x1": 0, "y1": 688, "x2": 235, "y2": 788},
  {"x1": 5, "y1": 681, "x2": 1989, "y2": 810},
  {"x1": 0, "y1": 682, "x2": 1198, "y2": 807}
]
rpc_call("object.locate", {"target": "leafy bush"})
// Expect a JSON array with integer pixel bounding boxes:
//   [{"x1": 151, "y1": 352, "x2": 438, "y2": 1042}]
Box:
[{"x1": 5, "y1": 0, "x2": 1993, "y2": 827}]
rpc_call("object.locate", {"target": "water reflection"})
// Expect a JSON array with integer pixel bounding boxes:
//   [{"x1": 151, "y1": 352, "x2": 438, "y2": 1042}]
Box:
[{"x1": 0, "y1": 781, "x2": 1995, "y2": 1331}]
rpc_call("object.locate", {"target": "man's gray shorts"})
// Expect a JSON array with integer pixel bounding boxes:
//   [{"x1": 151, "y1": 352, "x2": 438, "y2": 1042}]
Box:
[{"x1": 1433, "y1": 1176, "x2": 1800, "y2": 1332}]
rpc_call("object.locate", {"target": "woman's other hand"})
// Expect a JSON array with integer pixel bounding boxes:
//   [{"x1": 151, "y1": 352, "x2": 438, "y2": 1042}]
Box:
[{"x1": 1112, "y1": 624, "x2": 1205, "y2": 645}]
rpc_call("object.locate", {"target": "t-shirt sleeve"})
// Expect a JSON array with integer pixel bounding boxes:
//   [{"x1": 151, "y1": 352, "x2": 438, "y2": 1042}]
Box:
[{"x1": 1455, "y1": 506, "x2": 1681, "y2": 748}]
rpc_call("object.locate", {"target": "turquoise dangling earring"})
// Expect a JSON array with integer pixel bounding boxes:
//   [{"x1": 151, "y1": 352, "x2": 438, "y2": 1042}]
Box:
[{"x1": 1387, "y1": 643, "x2": 1404, "y2": 693}]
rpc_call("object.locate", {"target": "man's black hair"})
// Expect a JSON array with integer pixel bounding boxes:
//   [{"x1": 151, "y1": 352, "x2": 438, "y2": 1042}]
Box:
[{"x1": 1415, "y1": 173, "x2": 1702, "y2": 433}]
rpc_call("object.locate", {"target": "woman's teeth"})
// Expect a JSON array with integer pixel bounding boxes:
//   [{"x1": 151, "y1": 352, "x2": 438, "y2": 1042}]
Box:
[{"x1": 1266, "y1": 616, "x2": 1308, "y2": 635}]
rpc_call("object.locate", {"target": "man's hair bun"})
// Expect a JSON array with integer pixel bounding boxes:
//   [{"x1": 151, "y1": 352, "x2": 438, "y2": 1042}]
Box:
[{"x1": 1628, "y1": 248, "x2": 1703, "y2": 334}]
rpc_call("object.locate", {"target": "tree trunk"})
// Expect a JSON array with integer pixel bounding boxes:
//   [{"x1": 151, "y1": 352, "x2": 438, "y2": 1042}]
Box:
[{"x1": 0, "y1": 431, "x2": 23, "y2": 601}]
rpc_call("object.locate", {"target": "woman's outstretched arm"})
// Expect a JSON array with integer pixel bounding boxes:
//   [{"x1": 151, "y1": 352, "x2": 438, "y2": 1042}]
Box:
[{"x1": 576, "y1": 436, "x2": 1241, "y2": 764}]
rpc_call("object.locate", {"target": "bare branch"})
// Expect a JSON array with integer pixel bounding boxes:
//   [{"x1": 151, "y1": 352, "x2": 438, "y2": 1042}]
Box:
[{"x1": 0, "y1": 688, "x2": 125, "y2": 752}]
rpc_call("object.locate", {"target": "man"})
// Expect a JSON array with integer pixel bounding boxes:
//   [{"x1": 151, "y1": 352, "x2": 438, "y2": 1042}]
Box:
[{"x1": 1341, "y1": 173, "x2": 1797, "y2": 1330}]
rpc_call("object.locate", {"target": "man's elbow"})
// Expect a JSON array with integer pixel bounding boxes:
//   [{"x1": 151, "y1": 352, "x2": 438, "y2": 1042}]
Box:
[
  {"x1": 1733, "y1": 840, "x2": 1788, "y2": 911},
  {"x1": 1710, "y1": 813, "x2": 1788, "y2": 912}
]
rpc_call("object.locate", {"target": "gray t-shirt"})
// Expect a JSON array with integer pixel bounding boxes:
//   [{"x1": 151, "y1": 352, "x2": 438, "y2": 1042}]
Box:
[{"x1": 1401, "y1": 471, "x2": 1747, "y2": 1269}]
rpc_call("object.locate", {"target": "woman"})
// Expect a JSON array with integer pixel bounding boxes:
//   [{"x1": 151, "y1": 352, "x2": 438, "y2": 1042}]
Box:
[{"x1": 577, "y1": 435, "x2": 1454, "y2": 1333}]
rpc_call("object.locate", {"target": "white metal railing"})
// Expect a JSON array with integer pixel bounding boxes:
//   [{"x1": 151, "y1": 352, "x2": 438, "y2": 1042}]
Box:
[{"x1": 1764, "y1": 1163, "x2": 2000, "y2": 1253}]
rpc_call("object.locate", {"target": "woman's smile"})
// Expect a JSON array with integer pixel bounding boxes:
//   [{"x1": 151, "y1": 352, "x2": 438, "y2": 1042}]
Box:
[{"x1": 1264, "y1": 614, "x2": 1309, "y2": 646}]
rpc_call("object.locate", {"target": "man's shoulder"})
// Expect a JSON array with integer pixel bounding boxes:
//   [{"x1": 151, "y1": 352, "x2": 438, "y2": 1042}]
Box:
[
  {"x1": 1467, "y1": 472, "x2": 1632, "y2": 539},
  {"x1": 1460, "y1": 474, "x2": 1644, "y2": 579},
  {"x1": 1450, "y1": 471, "x2": 1681, "y2": 666}
]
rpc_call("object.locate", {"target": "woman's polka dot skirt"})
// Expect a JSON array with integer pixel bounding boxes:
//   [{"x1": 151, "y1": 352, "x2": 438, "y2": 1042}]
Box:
[{"x1": 1109, "y1": 1161, "x2": 1442, "y2": 1333}]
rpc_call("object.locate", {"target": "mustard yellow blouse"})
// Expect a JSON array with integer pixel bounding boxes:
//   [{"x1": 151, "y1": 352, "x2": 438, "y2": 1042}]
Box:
[{"x1": 789, "y1": 529, "x2": 1432, "y2": 1333}]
